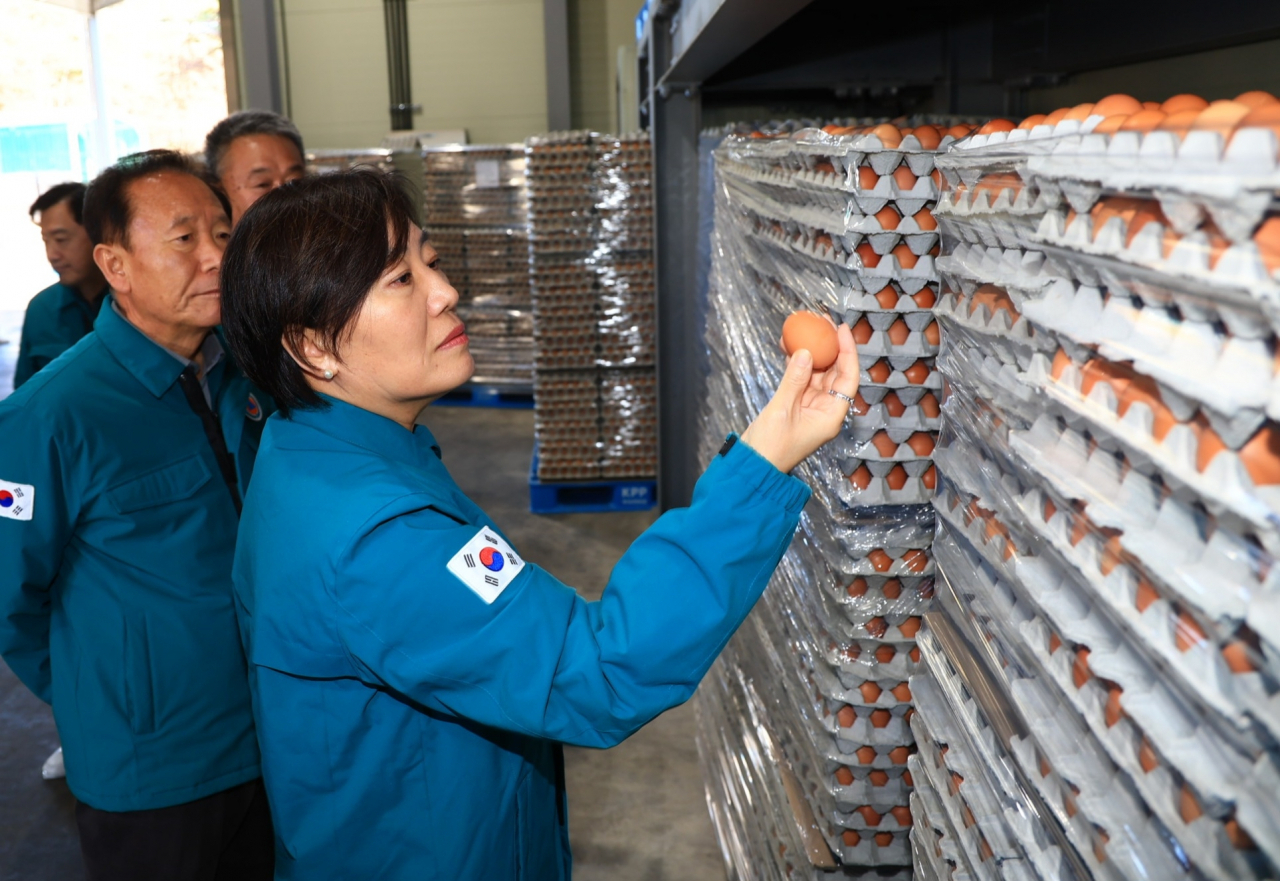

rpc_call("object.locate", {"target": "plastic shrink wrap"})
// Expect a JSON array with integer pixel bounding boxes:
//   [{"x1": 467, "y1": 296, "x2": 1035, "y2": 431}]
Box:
[
  {"x1": 421, "y1": 145, "x2": 534, "y2": 387},
  {"x1": 695, "y1": 117, "x2": 977, "y2": 878},
  {"x1": 526, "y1": 132, "x2": 656, "y2": 481},
  {"x1": 910, "y1": 92, "x2": 1280, "y2": 881}
]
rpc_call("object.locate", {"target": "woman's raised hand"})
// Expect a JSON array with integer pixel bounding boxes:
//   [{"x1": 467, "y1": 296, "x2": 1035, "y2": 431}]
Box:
[{"x1": 739, "y1": 322, "x2": 859, "y2": 474}]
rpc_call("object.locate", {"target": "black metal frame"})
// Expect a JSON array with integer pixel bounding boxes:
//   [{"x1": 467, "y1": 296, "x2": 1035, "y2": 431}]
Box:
[{"x1": 383, "y1": 0, "x2": 414, "y2": 131}]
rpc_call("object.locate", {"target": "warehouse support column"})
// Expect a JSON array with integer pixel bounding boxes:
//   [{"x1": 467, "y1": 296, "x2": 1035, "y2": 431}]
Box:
[
  {"x1": 650, "y1": 10, "x2": 701, "y2": 511},
  {"x1": 544, "y1": 0, "x2": 571, "y2": 130},
  {"x1": 238, "y1": 0, "x2": 284, "y2": 112}
]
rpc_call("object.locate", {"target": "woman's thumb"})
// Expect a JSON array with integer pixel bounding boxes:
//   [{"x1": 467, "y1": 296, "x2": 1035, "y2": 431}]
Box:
[{"x1": 778, "y1": 349, "x2": 813, "y2": 405}]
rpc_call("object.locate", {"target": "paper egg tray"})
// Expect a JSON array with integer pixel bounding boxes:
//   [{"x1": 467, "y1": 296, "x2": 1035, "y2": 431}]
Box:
[
  {"x1": 935, "y1": 522, "x2": 1276, "y2": 881},
  {"x1": 908, "y1": 764, "x2": 977, "y2": 881}
]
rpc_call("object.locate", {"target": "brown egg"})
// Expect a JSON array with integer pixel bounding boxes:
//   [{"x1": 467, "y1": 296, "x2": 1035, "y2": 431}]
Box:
[
  {"x1": 1175, "y1": 610, "x2": 1208, "y2": 652},
  {"x1": 842, "y1": 829, "x2": 861, "y2": 847},
  {"x1": 1093, "y1": 829, "x2": 1110, "y2": 864},
  {"x1": 1223, "y1": 640, "x2": 1258, "y2": 673},
  {"x1": 886, "y1": 465, "x2": 909, "y2": 490},
  {"x1": 856, "y1": 242, "x2": 881, "y2": 268},
  {"x1": 850, "y1": 464, "x2": 873, "y2": 489},
  {"x1": 948, "y1": 771, "x2": 964, "y2": 794},
  {"x1": 911, "y1": 124, "x2": 943, "y2": 149},
  {"x1": 891, "y1": 682, "x2": 912, "y2": 702},
  {"x1": 924, "y1": 321, "x2": 940, "y2": 345},
  {"x1": 1043, "y1": 107, "x2": 1072, "y2": 126},
  {"x1": 904, "y1": 361, "x2": 931, "y2": 384},
  {"x1": 853, "y1": 746, "x2": 877, "y2": 766},
  {"x1": 1162, "y1": 94, "x2": 1210, "y2": 114},
  {"x1": 1142, "y1": 100, "x2": 1162, "y2": 110},
  {"x1": 856, "y1": 804, "x2": 882, "y2": 826},
  {"x1": 979, "y1": 118, "x2": 1016, "y2": 134},
  {"x1": 1092, "y1": 115, "x2": 1132, "y2": 134},
  {"x1": 1124, "y1": 203, "x2": 1167, "y2": 247},
  {"x1": 870, "y1": 123, "x2": 902, "y2": 148},
  {"x1": 1105, "y1": 683, "x2": 1124, "y2": 727},
  {"x1": 868, "y1": 547, "x2": 895, "y2": 571},
  {"x1": 901, "y1": 551, "x2": 928, "y2": 576},
  {"x1": 871, "y1": 432, "x2": 898, "y2": 458},
  {"x1": 1064, "y1": 788, "x2": 1079, "y2": 817},
  {"x1": 1255, "y1": 216, "x2": 1280, "y2": 274},
  {"x1": 814, "y1": 159, "x2": 837, "y2": 176},
  {"x1": 882, "y1": 579, "x2": 902, "y2": 600},
  {"x1": 1064, "y1": 103, "x2": 1096, "y2": 121},
  {"x1": 888, "y1": 746, "x2": 911, "y2": 765},
  {"x1": 836, "y1": 766, "x2": 855, "y2": 786},
  {"x1": 891, "y1": 806, "x2": 913, "y2": 827},
  {"x1": 852, "y1": 317, "x2": 874, "y2": 345},
  {"x1": 867, "y1": 359, "x2": 892, "y2": 383},
  {"x1": 1238, "y1": 425, "x2": 1280, "y2": 485},
  {"x1": 891, "y1": 244, "x2": 919, "y2": 269},
  {"x1": 909, "y1": 646, "x2": 921, "y2": 663},
  {"x1": 875, "y1": 644, "x2": 896, "y2": 663},
  {"x1": 914, "y1": 394, "x2": 939, "y2": 420},
  {"x1": 1138, "y1": 737, "x2": 1160, "y2": 772},
  {"x1": 848, "y1": 577, "x2": 869, "y2": 597},
  {"x1": 1237, "y1": 104, "x2": 1280, "y2": 142},
  {"x1": 945, "y1": 124, "x2": 973, "y2": 139},
  {"x1": 1135, "y1": 578, "x2": 1160, "y2": 613},
  {"x1": 782, "y1": 312, "x2": 840, "y2": 370},
  {"x1": 1236, "y1": 90, "x2": 1279, "y2": 108},
  {"x1": 911, "y1": 210, "x2": 938, "y2": 234},
  {"x1": 883, "y1": 392, "x2": 906, "y2": 417},
  {"x1": 1193, "y1": 100, "x2": 1252, "y2": 137},
  {"x1": 869, "y1": 770, "x2": 889, "y2": 786},
  {"x1": 961, "y1": 803, "x2": 977, "y2": 828},
  {"x1": 814, "y1": 232, "x2": 835, "y2": 251},
  {"x1": 887, "y1": 318, "x2": 911, "y2": 345},
  {"x1": 860, "y1": 681, "x2": 883, "y2": 703},
  {"x1": 1159, "y1": 109, "x2": 1202, "y2": 135},
  {"x1": 858, "y1": 166, "x2": 880, "y2": 190},
  {"x1": 1072, "y1": 647, "x2": 1092, "y2": 688},
  {"x1": 1017, "y1": 113, "x2": 1047, "y2": 130},
  {"x1": 906, "y1": 433, "x2": 936, "y2": 457},
  {"x1": 978, "y1": 835, "x2": 995, "y2": 861},
  {"x1": 870, "y1": 709, "x2": 892, "y2": 728},
  {"x1": 1180, "y1": 785, "x2": 1203, "y2": 823},
  {"x1": 1100, "y1": 535, "x2": 1125, "y2": 576},
  {"x1": 1043, "y1": 497, "x2": 1057, "y2": 522},
  {"x1": 899, "y1": 616, "x2": 922, "y2": 638},
  {"x1": 1051, "y1": 349, "x2": 1073, "y2": 379},
  {"x1": 1093, "y1": 94, "x2": 1144, "y2": 117},
  {"x1": 837, "y1": 705, "x2": 856, "y2": 727},
  {"x1": 873, "y1": 285, "x2": 900, "y2": 309},
  {"x1": 866, "y1": 617, "x2": 888, "y2": 637},
  {"x1": 874, "y1": 832, "x2": 894, "y2": 847},
  {"x1": 851, "y1": 391, "x2": 870, "y2": 416},
  {"x1": 844, "y1": 644, "x2": 861, "y2": 662},
  {"x1": 1225, "y1": 819, "x2": 1257, "y2": 850},
  {"x1": 875, "y1": 206, "x2": 901, "y2": 230},
  {"x1": 1116, "y1": 109, "x2": 1167, "y2": 131}
]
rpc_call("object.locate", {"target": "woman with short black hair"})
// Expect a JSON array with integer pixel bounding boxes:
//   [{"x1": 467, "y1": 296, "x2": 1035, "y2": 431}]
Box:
[{"x1": 220, "y1": 168, "x2": 857, "y2": 880}]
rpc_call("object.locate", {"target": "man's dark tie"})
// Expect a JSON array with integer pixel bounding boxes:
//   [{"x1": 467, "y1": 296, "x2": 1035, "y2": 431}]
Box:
[{"x1": 177, "y1": 366, "x2": 243, "y2": 515}]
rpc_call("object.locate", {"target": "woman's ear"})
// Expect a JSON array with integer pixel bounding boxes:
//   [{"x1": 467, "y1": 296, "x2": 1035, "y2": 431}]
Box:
[
  {"x1": 283, "y1": 330, "x2": 340, "y2": 381},
  {"x1": 94, "y1": 243, "x2": 130, "y2": 294}
]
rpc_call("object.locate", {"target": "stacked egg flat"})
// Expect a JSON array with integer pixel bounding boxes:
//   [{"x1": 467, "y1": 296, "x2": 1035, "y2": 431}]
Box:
[
  {"x1": 694, "y1": 118, "x2": 967, "y2": 877},
  {"x1": 917, "y1": 92, "x2": 1280, "y2": 881}
]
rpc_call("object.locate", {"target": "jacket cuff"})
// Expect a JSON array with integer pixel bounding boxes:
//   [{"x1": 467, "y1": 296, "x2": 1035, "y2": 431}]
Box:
[{"x1": 699, "y1": 433, "x2": 811, "y2": 514}]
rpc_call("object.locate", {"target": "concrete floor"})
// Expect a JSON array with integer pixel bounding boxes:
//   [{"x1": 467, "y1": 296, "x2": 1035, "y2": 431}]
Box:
[{"x1": 0, "y1": 369, "x2": 727, "y2": 879}]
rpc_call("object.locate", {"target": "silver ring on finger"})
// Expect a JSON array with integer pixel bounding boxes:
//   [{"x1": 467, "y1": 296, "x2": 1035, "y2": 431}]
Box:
[{"x1": 827, "y1": 389, "x2": 857, "y2": 405}]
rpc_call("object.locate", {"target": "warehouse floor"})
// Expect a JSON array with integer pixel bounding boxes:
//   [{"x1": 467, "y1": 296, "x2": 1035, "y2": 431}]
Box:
[{"x1": 0, "y1": 361, "x2": 726, "y2": 880}]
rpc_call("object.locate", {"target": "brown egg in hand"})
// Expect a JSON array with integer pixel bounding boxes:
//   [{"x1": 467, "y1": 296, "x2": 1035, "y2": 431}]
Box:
[{"x1": 781, "y1": 311, "x2": 839, "y2": 370}]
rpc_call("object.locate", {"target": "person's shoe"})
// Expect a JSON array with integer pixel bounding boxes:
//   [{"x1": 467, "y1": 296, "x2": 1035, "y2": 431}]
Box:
[{"x1": 41, "y1": 747, "x2": 65, "y2": 780}]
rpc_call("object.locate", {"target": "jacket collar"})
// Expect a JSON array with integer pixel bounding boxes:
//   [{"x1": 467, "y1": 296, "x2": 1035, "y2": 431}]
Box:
[
  {"x1": 286, "y1": 395, "x2": 443, "y2": 467},
  {"x1": 94, "y1": 294, "x2": 202, "y2": 399}
]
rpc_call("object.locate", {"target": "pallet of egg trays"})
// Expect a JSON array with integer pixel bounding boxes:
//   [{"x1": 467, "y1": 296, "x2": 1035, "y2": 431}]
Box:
[
  {"x1": 924, "y1": 92, "x2": 1280, "y2": 881},
  {"x1": 694, "y1": 119, "x2": 968, "y2": 877},
  {"x1": 305, "y1": 148, "x2": 398, "y2": 175},
  {"x1": 526, "y1": 132, "x2": 657, "y2": 481},
  {"x1": 422, "y1": 145, "x2": 534, "y2": 386}
]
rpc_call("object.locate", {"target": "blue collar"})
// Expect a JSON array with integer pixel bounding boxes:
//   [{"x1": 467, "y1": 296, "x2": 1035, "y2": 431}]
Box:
[
  {"x1": 285, "y1": 395, "x2": 443, "y2": 467},
  {"x1": 94, "y1": 294, "x2": 208, "y2": 399}
]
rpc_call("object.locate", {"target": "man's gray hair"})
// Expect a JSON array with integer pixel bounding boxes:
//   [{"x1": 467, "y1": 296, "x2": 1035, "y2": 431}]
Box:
[{"x1": 204, "y1": 110, "x2": 305, "y2": 178}]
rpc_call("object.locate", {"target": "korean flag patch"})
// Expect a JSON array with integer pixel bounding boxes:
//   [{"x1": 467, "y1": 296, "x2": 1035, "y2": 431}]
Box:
[
  {"x1": 0, "y1": 479, "x2": 34, "y2": 521},
  {"x1": 446, "y1": 527, "x2": 525, "y2": 604}
]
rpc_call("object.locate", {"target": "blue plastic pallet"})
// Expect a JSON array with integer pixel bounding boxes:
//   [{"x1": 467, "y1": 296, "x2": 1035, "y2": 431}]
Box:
[
  {"x1": 435, "y1": 383, "x2": 535, "y2": 409},
  {"x1": 529, "y1": 446, "x2": 656, "y2": 514}
]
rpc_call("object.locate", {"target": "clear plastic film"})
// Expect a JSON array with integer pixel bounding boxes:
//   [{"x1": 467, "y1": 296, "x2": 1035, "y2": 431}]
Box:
[
  {"x1": 694, "y1": 118, "x2": 970, "y2": 877},
  {"x1": 525, "y1": 132, "x2": 657, "y2": 480},
  {"x1": 930, "y1": 100, "x2": 1280, "y2": 881}
]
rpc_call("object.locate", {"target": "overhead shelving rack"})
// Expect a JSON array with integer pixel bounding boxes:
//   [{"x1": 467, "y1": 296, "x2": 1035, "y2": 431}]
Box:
[{"x1": 642, "y1": 0, "x2": 1280, "y2": 509}]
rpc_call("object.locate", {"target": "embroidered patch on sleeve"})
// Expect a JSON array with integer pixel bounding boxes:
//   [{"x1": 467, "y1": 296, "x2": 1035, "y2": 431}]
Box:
[
  {"x1": 0, "y1": 479, "x2": 34, "y2": 521},
  {"x1": 446, "y1": 527, "x2": 525, "y2": 604}
]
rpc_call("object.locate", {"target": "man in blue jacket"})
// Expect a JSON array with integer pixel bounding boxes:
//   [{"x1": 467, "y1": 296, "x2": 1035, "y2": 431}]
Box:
[
  {"x1": 14, "y1": 182, "x2": 108, "y2": 389},
  {"x1": 0, "y1": 150, "x2": 274, "y2": 880}
]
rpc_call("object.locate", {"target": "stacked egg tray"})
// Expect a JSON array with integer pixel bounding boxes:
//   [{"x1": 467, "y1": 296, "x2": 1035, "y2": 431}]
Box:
[
  {"x1": 526, "y1": 132, "x2": 656, "y2": 481},
  {"x1": 422, "y1": 145, "x2": 534, "y2": 386},
  {"x1": 305, "y1": 148, "x2": 398, "y2": 175},
  {"x1": 694, "y1": 119, "x2": 977, "y2": 877},
  {"x1": 923, "y1": 93, "x2": 1280, "y2": 881}
]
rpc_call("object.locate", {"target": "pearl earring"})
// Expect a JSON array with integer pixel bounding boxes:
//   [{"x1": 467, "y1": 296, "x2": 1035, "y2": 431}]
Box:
[{"x1": 323, "y1": 369, "x2": 334, "y2": 380}]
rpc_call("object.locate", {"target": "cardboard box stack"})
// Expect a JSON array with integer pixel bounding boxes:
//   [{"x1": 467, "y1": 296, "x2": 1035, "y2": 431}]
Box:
[
  {"x1": 422, "y1": 145, "x2": 534, "y2": 386},
  {"x1": 526, "y1": 132, "x2": 657, "y2": 481}
]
